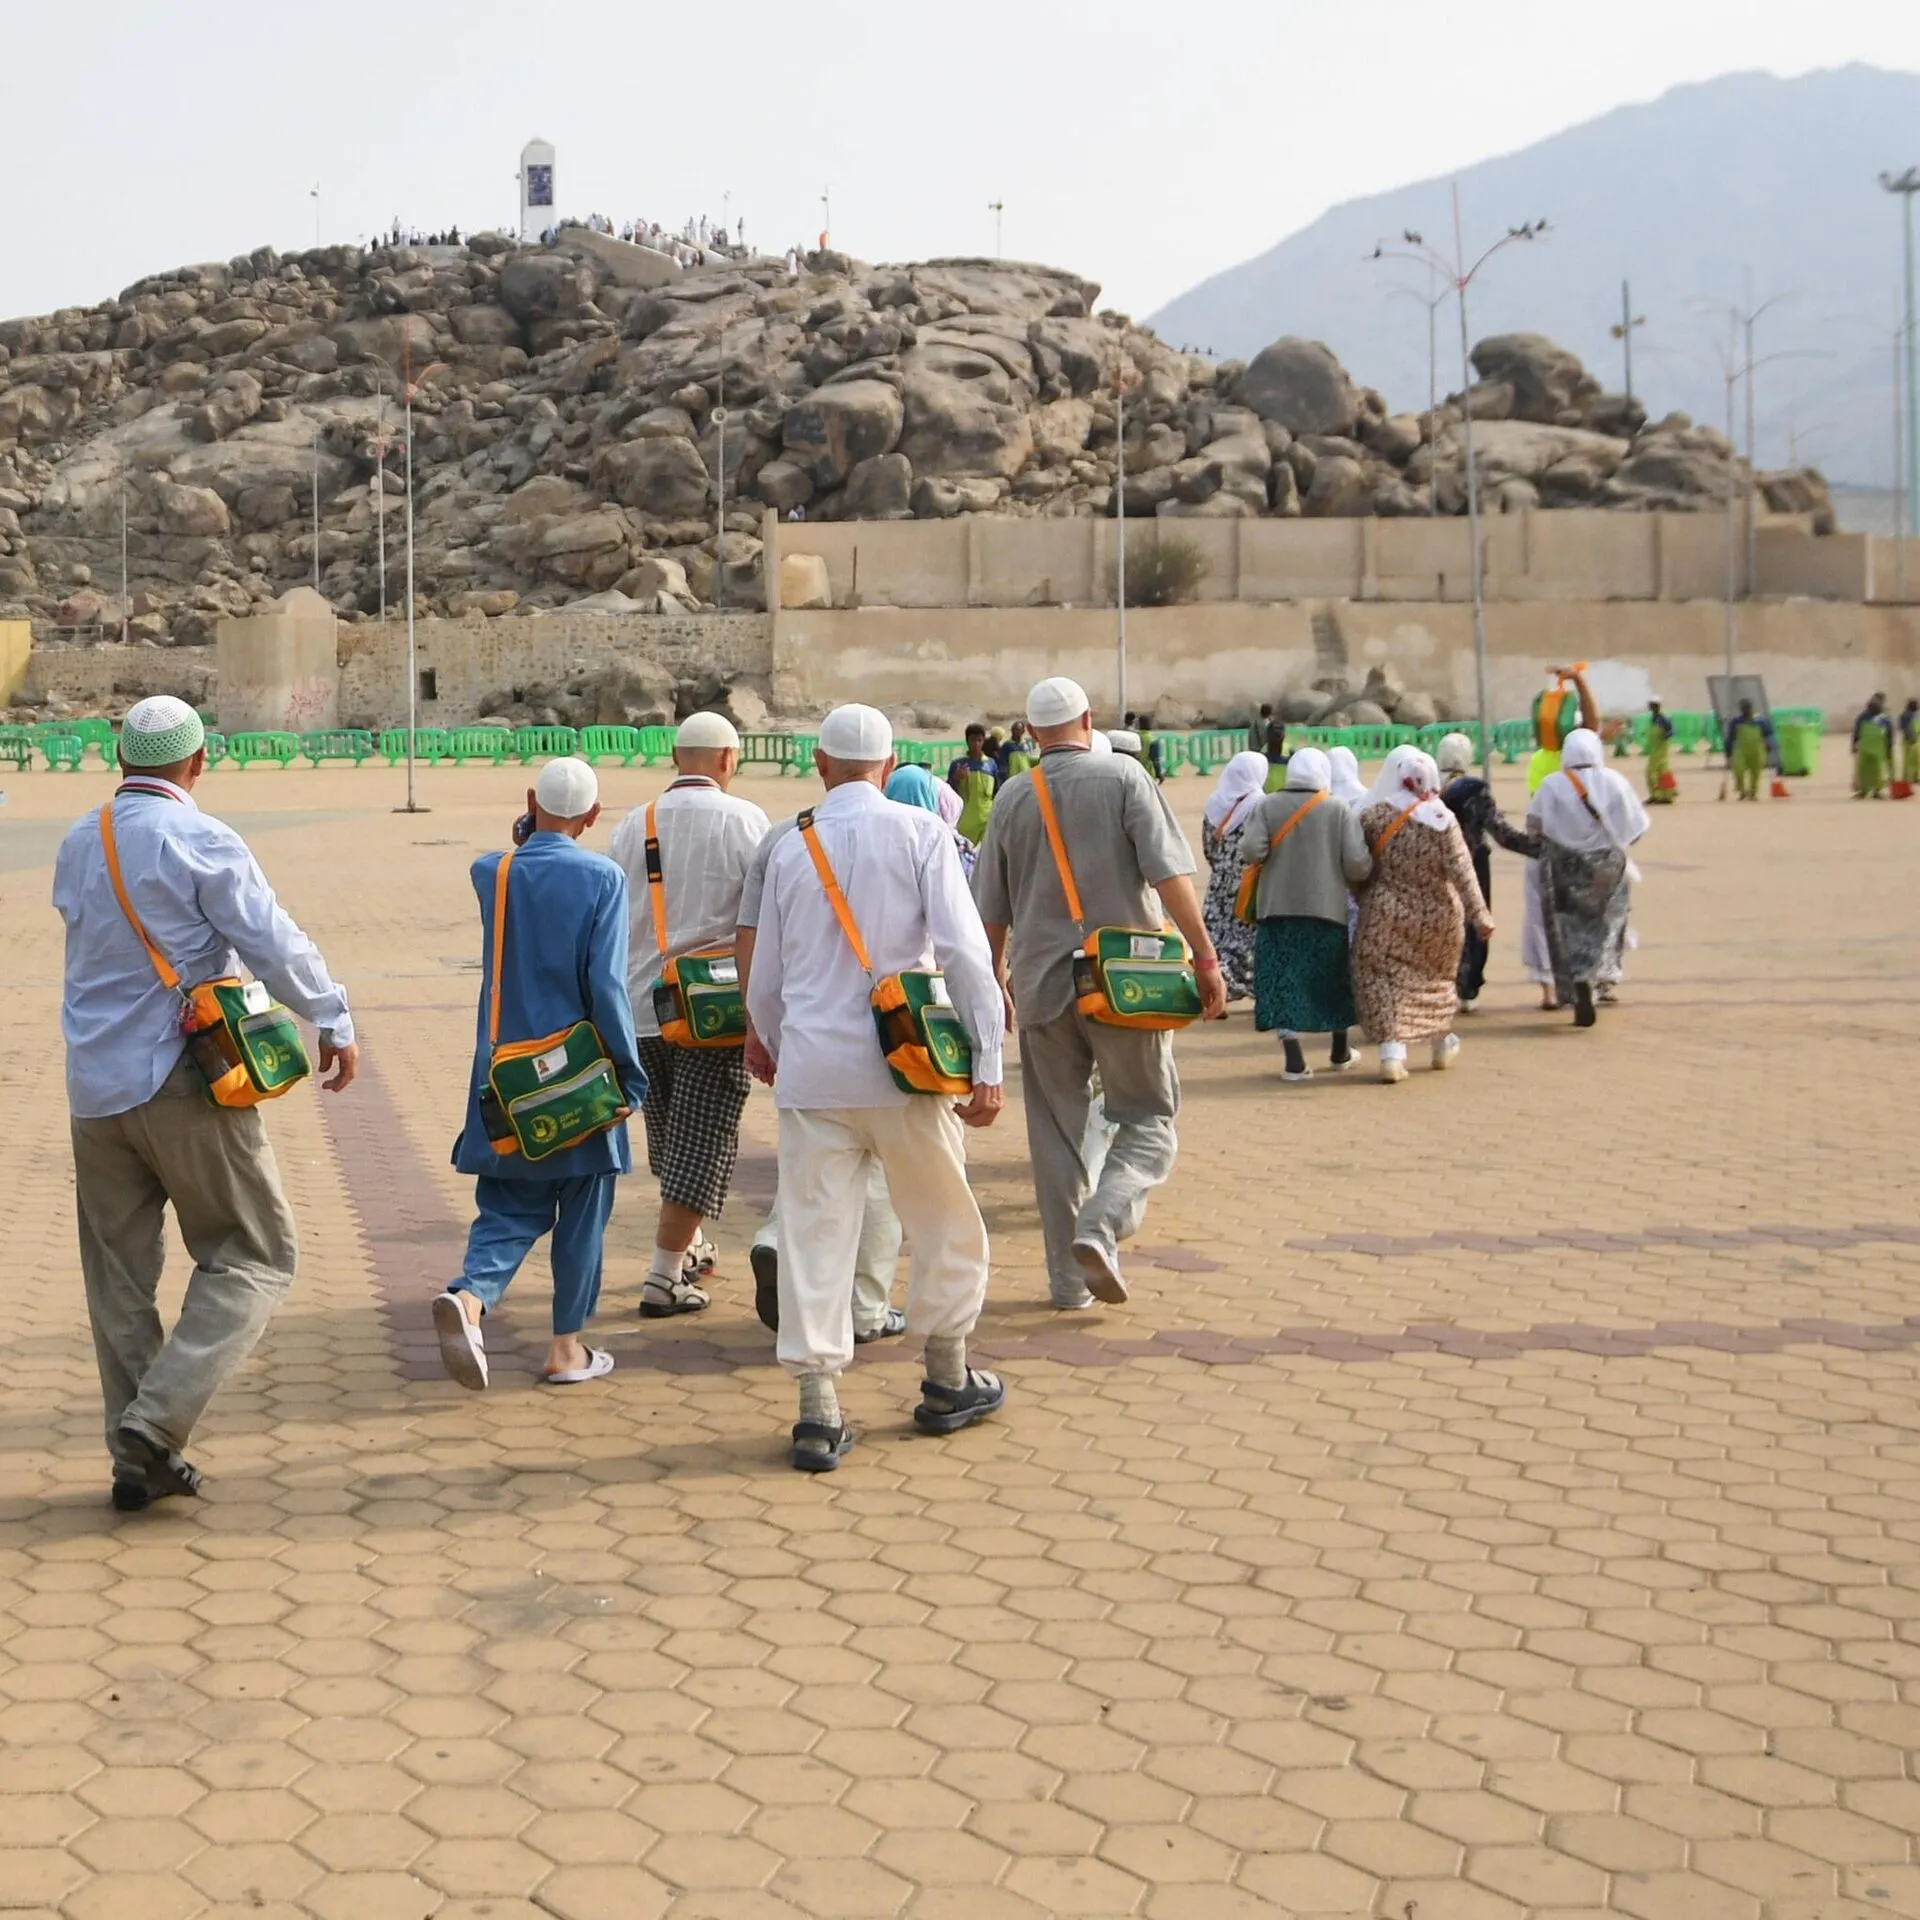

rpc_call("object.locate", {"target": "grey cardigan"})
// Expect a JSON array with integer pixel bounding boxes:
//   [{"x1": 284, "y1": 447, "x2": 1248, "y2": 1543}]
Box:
[{"x1": 1232, "y1": 790, "x2": 1372, "y2": 925}]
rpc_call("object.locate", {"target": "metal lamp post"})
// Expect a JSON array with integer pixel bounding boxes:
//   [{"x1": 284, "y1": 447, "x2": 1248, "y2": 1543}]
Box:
[
  {"x1": 1113, "y1": 360, "x2": 1131, "y2": 720},
  {"x1": 1880, "y1": 169, "x2": 1920, "y2": 538},
  {"x1": 394, "y1": 351, "x2": 442, "y2": 816},
  {"x1": 1369, "y1": 188, "x2": 1549, "y2": 778},
  {"x1": 989, "y1": 200, "x2": 1004, "y2": 259},
  {"x1": 1385, "y1": 273, "x2": 1447, "y2": 514},
  {"x1": 1610, "y1": 281, "x2": 1646, "y2": 400}
]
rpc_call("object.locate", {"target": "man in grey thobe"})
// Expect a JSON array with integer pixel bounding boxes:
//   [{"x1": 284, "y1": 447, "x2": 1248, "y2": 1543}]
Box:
[{"x1": 973, "y1": 676, "x2": 1226, "y2": 1310}]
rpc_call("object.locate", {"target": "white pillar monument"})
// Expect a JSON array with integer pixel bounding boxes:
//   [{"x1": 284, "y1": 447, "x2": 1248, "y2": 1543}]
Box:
[{"x1": 519, "y1": 139, "x2": 556, "y2": 240}]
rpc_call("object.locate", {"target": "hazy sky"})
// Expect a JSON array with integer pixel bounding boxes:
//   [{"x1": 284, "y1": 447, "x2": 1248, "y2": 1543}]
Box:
[{"x1": 6, "y1": 0, "x2": 1918, "y2": 328}]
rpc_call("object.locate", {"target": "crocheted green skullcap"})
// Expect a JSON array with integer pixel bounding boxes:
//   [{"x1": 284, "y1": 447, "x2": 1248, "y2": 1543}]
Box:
[{"x1": 120, "y1": 695, "x2": 207, "y2": 766}]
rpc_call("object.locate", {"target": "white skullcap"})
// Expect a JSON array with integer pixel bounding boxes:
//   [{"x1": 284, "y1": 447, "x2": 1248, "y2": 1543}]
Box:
[
  {"x1": 120, "y1": 695, "x2": 206, "y2": 766},
  {"x1": 1026, "y1": 676, "x2": 1091, "y2": 728},
  {"x1": 1087, "y1": 729, "x2": 1114, "y2": 756},
  {"x1": 676, "y1": 710, "x2": 740, "y2": 752},
  {"x1": 818, "y1": 703, "x2": 893, "y2": 761},
  {"x1": 534, "y1": 756, "x2": 598, "y2": 819},
  {"x1": 1105, "y1": 729, "x2": 1142, "y2": 754}
]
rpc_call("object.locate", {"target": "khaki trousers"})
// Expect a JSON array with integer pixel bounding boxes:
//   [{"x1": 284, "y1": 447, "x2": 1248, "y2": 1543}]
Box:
[
  {"x1": 70, "y1": 1058, "x2": 298, "y2": 1474},
  {"x1": 774, "y1": 1102, "x2": 988, "y2": 1378}
]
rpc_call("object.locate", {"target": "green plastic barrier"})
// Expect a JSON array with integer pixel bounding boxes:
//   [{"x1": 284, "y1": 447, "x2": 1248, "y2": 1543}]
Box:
[
  {"x1": 42, "y1": 733, "x2": 87, "y2": 771},
  {"x1": 0, "y1": 726, "x2": 31, "y2": 769},
  {"x1": 636, "y1": 726, "x2": 676, "y2": 766},
  {"x1": 739, "y1": 732, "x2": 791, "y2": 769},
  {"x1": 448, "y1": 727, "x2": 513, "y2": 766},
  {"x1": 783, "y1": 734, "x2": 819, "y2": 775},
  {"x1": 578, "y1": 725, "x2": 641, "y2": 767},
  {"x1": 511, "y1": 725, "x2": 580, "y2": 763},
  {"x1": 300, "y1": 729, "x2": 375, "y2": 767},
  {"x1": 378, "y1": 727, "x2": 451, "y2": 766},
  {"x1": 1183, "y1": 730, "x2": 1244, "y2": 774},
  {"x1": 892, "y1": 739, "x2": 965, "y2": 771},
  {"x1": 224, "y1": 731, "x2": 300, "y2": 769},
  {"x1": 203, "y1": 731, "x2": 228, "y2": 767}
]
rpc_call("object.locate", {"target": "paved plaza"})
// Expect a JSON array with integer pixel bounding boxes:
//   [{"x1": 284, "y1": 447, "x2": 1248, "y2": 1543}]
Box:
[{"x1": 4, "y1": 745, "x2": 1920, "y2": 1920}]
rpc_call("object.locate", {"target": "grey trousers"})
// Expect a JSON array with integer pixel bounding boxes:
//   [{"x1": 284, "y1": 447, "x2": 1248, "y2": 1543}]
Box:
[
  {"x1": 70, "y1": 1058, "x2": 299, "y2": 1475},
  {"x1": 1018, "y1": 1011, "x2": 1180, "y2": 1304}
]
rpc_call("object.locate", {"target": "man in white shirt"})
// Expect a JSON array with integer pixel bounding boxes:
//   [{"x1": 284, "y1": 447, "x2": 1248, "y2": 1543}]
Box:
[
  {"x1": 747, "y1": 704, "x2": 1007, "y2": 1471},
  {"x1": 608, "y1": 712, "x2": 770, "y2": 1317},
  {"x1": 53, "y1": 697, "x2": 358, "y2": 1511}
]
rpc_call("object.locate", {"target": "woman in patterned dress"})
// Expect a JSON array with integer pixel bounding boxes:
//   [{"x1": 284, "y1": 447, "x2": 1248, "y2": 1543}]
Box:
[
  {"x1": 1352, "y1": 747, "x2": 1494, "y2": 1085},
  {"x1": 1199, "y1": 752, "x2": 1267, "y2": 1003}
]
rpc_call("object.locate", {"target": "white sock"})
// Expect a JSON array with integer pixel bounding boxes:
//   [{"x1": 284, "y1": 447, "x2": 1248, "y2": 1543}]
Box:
[
  {"x1": 799, "y1": 1373, "x2": 841, "y2": 1429},
  {"x1": 647, "y1": 1246, "x2": 683, "y2": 1288},
  {"x1": 1380, "y1": 1041, "x2": 1407, "y2": 1064}
]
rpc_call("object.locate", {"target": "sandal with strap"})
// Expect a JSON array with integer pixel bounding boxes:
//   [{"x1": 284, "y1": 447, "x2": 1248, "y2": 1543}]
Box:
[
  {"x1": 791, "y1": 1421, "x2": 856, "y2": 1473},
  {"x1": 639, "y1": 1275, "x2": 711, "y2": 1319},
  {"x1": 913, "y1": 1369, "x2": 1006, "y2": 1435}
]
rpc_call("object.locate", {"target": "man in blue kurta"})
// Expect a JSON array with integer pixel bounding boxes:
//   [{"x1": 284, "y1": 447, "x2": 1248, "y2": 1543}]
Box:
[{"x1": 433, "y1": 759, "x2": 646, "y2": 1390}]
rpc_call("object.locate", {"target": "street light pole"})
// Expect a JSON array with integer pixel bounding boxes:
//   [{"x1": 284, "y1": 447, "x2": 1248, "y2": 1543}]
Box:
[
  {"x1": 1881, "y1": 170, "x2": 1920, "y2": 538},
  {"x1": 1369, "y1": 186, "x2": 1549, "y2": 778},
  {"x1": 1611, "y1": 280, "x2": 1646, "y2": 400},
  {"x1": 989, "y1": 200, "x2": 1004, "y2": 259}
]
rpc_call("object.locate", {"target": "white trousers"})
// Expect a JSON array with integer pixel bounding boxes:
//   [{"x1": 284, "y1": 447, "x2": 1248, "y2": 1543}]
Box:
[
  {"x1": 753, "y1": 1160, "x2": 901, "y2": 1336},
  {"x1": 775, "y1": 1103, "x2": 990, "y2": 1378},
  {"x1": 1520, "y1": 858, "x2": 1552, "y2": 985}
]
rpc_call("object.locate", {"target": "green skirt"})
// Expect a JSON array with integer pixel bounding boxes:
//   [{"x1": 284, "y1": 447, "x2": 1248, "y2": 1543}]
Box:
[{"x1": 1254, "y1": 917, "x2": 1355, "y2": 1035}]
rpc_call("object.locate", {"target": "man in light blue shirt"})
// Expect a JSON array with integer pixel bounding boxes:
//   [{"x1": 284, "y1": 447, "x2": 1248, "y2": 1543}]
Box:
[{"x1": 53, "y1": 696, "x2": 358, "y2": 1512}]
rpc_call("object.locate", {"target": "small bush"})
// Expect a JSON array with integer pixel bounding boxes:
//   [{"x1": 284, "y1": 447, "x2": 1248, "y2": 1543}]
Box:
[{"x1": 1124, "y1": 536, "x2": 1208, "y2": 608}]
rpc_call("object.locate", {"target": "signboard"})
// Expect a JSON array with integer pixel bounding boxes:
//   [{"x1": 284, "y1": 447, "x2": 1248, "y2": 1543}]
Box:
[{"x1": 526, "y1": 164, "x2": 553, "y2": 210}]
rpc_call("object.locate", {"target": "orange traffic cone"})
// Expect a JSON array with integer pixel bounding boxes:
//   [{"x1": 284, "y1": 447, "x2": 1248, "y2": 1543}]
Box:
[
  {"x1": 1892, "y1": 780, "x2": 1915, "y2": 800},
  {"x1": 1770, "y1": 777, "x2": 1791, "y2": 799}
]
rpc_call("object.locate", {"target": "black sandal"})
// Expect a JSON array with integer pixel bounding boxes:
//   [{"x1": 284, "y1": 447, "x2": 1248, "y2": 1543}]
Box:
[
  {"x1": 913, "y1": 1369, "x2": 1006, "y2": 1435},
  {"x1": 1573, "y1": 982, "x2": 1597, "y2": 1028},
  {"x1": 790, "y1": 1421, "x2": 856, "y2": 1473}
]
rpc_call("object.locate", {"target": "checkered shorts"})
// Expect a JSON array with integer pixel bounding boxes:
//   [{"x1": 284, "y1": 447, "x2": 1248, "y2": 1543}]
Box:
[{"x1": 637, "y1": 1037, "x2": 752, "y2": 1218}]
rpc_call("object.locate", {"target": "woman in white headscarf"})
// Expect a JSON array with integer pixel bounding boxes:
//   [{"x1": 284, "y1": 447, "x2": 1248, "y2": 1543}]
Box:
[
  {"x1": 1328, "y1": 745, "x2": 1369, "y2": 808},
  {"x1": 1436, "y1": 731, "x2": 1535, "y2": 1012},
  {"x1": 1199, "y1": 751, "x2": 1269, "y2": 1002},
  {"x1": 1351, "y1": 746, "x2": 1494, "y2": 1084},
  {"x1": 1233, "y1": 747, "x2": 1372, "y2": 1080},
  {"x1": 1526, "y1": 726, "x2": 1649, "y2": 1027}
]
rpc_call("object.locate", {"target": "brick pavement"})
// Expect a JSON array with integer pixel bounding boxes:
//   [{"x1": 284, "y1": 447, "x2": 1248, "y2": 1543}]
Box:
[{"x1": 3, "y1": 746, "x2": 1920, "y2": 1918}]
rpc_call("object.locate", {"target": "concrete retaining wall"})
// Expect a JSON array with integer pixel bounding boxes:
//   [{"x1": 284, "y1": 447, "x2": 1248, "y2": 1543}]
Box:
[
  {"x1": 773, "y1": 599, "x2": 1920, "y2": 721},
  {"x1": 21, "y1": 644, "x2": 216, "y2": 707}
]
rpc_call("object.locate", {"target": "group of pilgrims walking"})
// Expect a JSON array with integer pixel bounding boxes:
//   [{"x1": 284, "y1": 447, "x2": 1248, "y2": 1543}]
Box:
[{"x1": 1202, "y1": 665, "x2": 1652, "y2": 1074}]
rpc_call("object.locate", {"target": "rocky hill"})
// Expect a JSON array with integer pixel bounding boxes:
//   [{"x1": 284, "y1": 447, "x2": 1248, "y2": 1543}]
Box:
[{"x1": 0, "y1": 233, "x2": 1831, "y2": 645}]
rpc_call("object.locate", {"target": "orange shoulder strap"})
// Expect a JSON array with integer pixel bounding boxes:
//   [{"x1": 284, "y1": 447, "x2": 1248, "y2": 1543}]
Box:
[
  {"x1": 1028, "y1": 764, "x2": 1086, "y2": 932},
  {"x1": 642, "y1": 800, "x2": 670, "y2": 957},
  {"x1": 99, "y1": 799, "x2": 182, "y2": 993},
  {"x1": 1368, "y1": 808, "x2": 1416, "y2": 860},
  {"x1": 1254, "y1": 788, "x2": 1327, "y2": 864},
  {"x1": 797, "y1": 811, "x2": 872, "y2": 974},
  {"x1": 488, "y1": 848, "x2": 517, "y2": 1047}
]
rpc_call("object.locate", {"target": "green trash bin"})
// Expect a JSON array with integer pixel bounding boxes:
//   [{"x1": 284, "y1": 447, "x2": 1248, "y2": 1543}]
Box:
[{"x1": 1776, "y1": 720, "x2": 1819, "y2": 778}]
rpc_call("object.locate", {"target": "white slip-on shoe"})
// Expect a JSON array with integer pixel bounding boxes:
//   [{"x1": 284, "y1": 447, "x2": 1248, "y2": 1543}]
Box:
[
  {"x1": 1379, "y1": 1058, "x2": 1409, "y2": 1085},
  {"x1": 1071, "y1": 1238, "x2": 1129, "y2": 1305},
  {"x1": 1431, "y1": 1033, "x2": 1461, "y2": 1071},
  {"x1": 432, "y1": 1291, "x2": 488, "y2": 1391}
]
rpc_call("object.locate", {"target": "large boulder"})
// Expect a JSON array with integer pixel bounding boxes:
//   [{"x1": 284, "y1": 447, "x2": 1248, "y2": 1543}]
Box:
[
  {"x1": 156, "y1": 481, "x2": 231, "y2": 537},
  {"x1": 496, "y1": 253, "x2": 601, "y2": 327},
  {"x1": 1302, "y1": 454, "x2": 1370, "y2": 518},
  {"x1": 755, "y1": 458, "x2": 814, "y2": 512},
  {"x1": 843, "y1": 451, "x2": 914, "y2": 518},
  {"x1": 897, "y1": 368, "x2": 1033, "y2": 480},
  {"x1": 593, "y1": 436, "x2": 712, "y2": 519},
  {"x1": 781, "y1": 380, "x2": 904, "y2": 486},
  {"x1": 1234, "y1": 337, "x2": 1359, "y2": 437},
  {"x1": 187, "y1": 371, "x2": 264, "y2": 442},
  {"x1": 1468, "y1": 335, "x2": 1601, "y2": 427}
]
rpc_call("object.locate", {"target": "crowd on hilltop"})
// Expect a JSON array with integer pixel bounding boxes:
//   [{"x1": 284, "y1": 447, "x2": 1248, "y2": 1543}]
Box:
[
  {"x1": 384, "y1": 219, "x2": 465, "y2": 249},
  {"x1": 538, "y1": 213, "x2": 752, "y2": 268}
]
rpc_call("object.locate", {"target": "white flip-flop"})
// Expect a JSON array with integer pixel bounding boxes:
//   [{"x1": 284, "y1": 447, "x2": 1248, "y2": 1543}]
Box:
[
  {"x1": 432, "y1": 1291, "x2": 488, "y2": 1391},
  {"x1": 543, "y1": 1347, "x2": 615, "y2": 1386}
]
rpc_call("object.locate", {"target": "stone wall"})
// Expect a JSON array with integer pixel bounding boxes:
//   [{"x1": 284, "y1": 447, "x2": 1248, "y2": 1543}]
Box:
[
  {"x1": 772, "y1": 599, "x2": 1920, "y2": 722},
  {"x1": 20, "y1": 643, "x2": 217, "y2": 708},
  {"x1": 337, "y1": 611, "x2": 770, "y2": 726},
  {"x1": 0, "y1": 620, "x2": 28, "y2": 704}
]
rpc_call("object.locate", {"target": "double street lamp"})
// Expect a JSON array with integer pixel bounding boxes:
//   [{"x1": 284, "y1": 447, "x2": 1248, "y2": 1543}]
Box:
[{"x1": 1879, "y1": 169, "x2": 1920, "y2": 539}]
